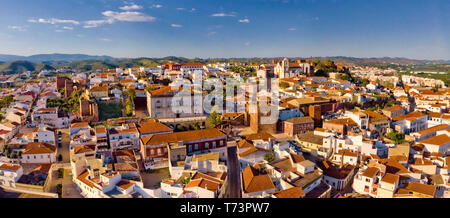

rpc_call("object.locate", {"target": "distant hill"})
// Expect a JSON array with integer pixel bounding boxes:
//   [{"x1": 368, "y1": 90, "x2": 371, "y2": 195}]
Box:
[
  {"x1": 0, "y1": 55, "x2": 448, "y2": 74},
  {"x1": 0, "y1": 61, "x2": 55, "y2": 74},
  {"x1": 0, "y1": 53, "x2": 114, "y2": 62},
  {"x1": 0, "y1": 55, "x2": 26, "y2": 62}
]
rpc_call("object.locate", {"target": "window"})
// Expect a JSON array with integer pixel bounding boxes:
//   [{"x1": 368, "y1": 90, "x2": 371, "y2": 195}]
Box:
[
  {"x1": 150, "y1": 150, "x2": 155, "y2": 155},
  {"x1": 194, "y1": 144, "x2": 198, "y2": 150},
  {"x1": 205, "y1": 143, "x2": 209, "y2": 149},
  {"x1": 220, "y1": 141, "x2": 224, "y2": 146}
]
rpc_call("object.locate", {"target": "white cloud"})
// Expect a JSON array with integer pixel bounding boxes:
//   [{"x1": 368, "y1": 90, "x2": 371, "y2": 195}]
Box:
[
  {"x1": 99, "y1": 38, "x2": 112, "y2": 42},
  {"x1": 211, "y1": 13, "x2": 236, "y2": 17},
  {"x1": 288, "y1": 28, "x2": 296, "y2": 31},
  {"x1": 8, "y1": 25, "x2": 26, "y2": 31},
  {"x1": 55, "y1": 30, "x2": 64, "y2": 32},
  {"x1": 120, "y1": 4, "x2": 143, "y2": 11},
  {"x1": 83, "y1": 11, "x2": 155, "y2": 28},
  {"x1": 151, "y1": 4, "x2": 163, "y2": 8},
  {"x1": 177, "y1": 8, "x2": 195, "y2": 12},
  {"x1": 207, "y1": 31, "x2": 217, "y2": 37},
  {"x1": 102, "y1": 11, "x2": 156, "y2": 22},
  {"x1": 63, "y1": 26, "x2": 74, "y2": 30},
  {"x1": 238, "y1": 19, "x2": 250, "y2": 23},
  {"x1": 171, "y1": 24, "x2": 183, "y2": 28},
  {"x1": 28, "y1": 18, "x2": 80, "y2": 25},
  {"x1": 83, "y1": 19, "x2": 114, "y2": 28}
]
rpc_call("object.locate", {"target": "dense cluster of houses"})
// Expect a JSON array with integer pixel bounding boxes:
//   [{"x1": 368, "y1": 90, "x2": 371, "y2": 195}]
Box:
[{"x1": 0, "y1": 58, "x2": 449, "y2": 198}]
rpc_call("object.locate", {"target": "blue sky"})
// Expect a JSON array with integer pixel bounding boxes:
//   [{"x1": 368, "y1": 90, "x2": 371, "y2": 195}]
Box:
[{"x1": 0, "y1": 0, "x2": 449, "y2": 59}]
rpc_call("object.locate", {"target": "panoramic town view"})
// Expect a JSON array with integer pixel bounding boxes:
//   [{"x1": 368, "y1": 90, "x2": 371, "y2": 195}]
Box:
[{"x1": 0, "y1": 0, "x2": 449, "y2": 201}]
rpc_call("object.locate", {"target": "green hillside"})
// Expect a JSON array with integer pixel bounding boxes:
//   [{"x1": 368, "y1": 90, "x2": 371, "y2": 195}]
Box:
[{"x1": 0, "y1": 61, "x2": 55, "y2": 74}]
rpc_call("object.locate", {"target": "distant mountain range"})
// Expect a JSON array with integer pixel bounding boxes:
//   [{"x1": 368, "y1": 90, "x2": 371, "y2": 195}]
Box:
[
  {"x1": 0, "y1": 54, "x2": 448, "y2": 74},
  {"x1": 0, "y1": 53, "x2": 114, "y2": 62}
]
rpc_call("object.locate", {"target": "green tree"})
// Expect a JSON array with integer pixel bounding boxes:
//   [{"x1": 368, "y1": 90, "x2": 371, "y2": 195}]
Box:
[
  {"x1": 386, "y1": 132, "x2": 405, "y2": 144},
  {"x1": 279, "y1": 82, "x2": 290, "y2": 89},
  {"x1": 361, "y1": 78, "x2": 370, "y2": 87},
  {"x1": 125, "y1": 98, "x2": 133, "y2": 117},
  {"x1": 207, "y1": 109, "x2": 222, "y2": 128},
  {"x1": 126, "y1": 88, "x2": 136, "y2": 99},
  {"x1": 264, "y1": 153, "x2": 276, "y2": 163}
]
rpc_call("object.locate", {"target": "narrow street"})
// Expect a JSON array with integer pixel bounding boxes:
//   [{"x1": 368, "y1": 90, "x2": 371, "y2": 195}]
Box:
[{"x1": 56, "y1": 128, "x2": 70, "y2": 163}]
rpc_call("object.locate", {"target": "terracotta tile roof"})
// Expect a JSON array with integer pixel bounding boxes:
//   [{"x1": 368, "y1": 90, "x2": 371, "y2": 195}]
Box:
[
  {"x1": 382, "y1": 105, "x2": 404, "y2": 112},
  {"x1": 74, "y1": 145, "x2": 95, "y2": 154},
  {"x1": 290, "y1": 152, "x2": 306, "y2": 163},
  {"x1": 136, "y1": 120, "x2": 173, "y2": 135},
  {"x1": 317, "y1": 160, "x2": 354, "y2": 179},
  {"x1": 242, "y1": 165, "x2": 275, "y2": 194},
  {"x1": 392, "y1": 111, "x2": 425, "y2": 122},
  {"x1": 418, "y1": 134, "x2": 450, "y2": 146},
  {"x1": 362, "y1": 167, "x2": 379, "y2": 178},
  {"x1": 381, "y1": 173, "x2": 399, "y2": 184},
  {"x1": 239, "y1": 146, "x2": 272, "y2": 157},
  {"x1": 324, "y1": 118, "x2": 356, "y2": 126},
  {"x1": 182, "y1": 62, "x2": 204, "y2": 67},
  {"x1": 77, "y1": 170, "x2": 101, "y2": 190},
  {"x1": 23, "y1": 142, "x2": 56, "y2": 155},
  {"x1": 191, "y1": 172, "x2": 225, "y2": 185},
  {"x1": 297, "y1": 131, "x2": 324, "y2": 145},
  {"x1": 379, "y1": 158, "x2": 410, "y2": 174},
  {"x1": 401, "y1": 182, "x2": 436, "y2": 197},
  {"x1": 0, "y1": 163, "x2": 21, "y2": 172},
  {"x1": 285, "y1": 116, "x2": 314, "y2": 124},
  {"x1": 185, "y1": 178, "x2": 221, "y2": 191},
  {"x1": 237, "y1": 139, "x2": 254, "y2": 149},
  {"x1": 363, "y1": 111, "x2": 389, "y2": 121},
  {"x1": 116, "y1": 180, "x2": 135, "y2": 190},
  {"x1": 428, "y1": 112, "x2": 443, "y2": 118},
  {"x1": 415, "y1": 124, "x2": 450, "y2": 136},
  {"x1": 95, "y1": 127, "x2": 106, "y2": 134},
  {"x1": 90, "y1": 86, "x2": 108, "y2": 92},
  {"x1": 70, "y1": 122, "x2": 90, "y2": 128},
  {"x1": 271, "y1": 187, "x2": 305, "y2": 198},
  {"x1": 141, "y1": 128, "x2": 225, "y2": 145},
  {"x1": 108, "y1": 126, "x2": 139, "y2": 135},
  {"x1": 245, "y1": 132, "x2": 275, "y2": 141},
  {"x1": 339, "y1": 149, "x2": 358, "y2": 157},
  {"x1": 149, "y1": 86, "x2": 182, "y2": 95},
  {"x1": 36, "y1": 108, "x2": 57, "y2": 113}
]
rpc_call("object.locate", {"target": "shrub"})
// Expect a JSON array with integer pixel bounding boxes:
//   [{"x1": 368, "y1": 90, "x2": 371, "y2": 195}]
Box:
[
  {"x1": 264, "y1": 153, "x2": 276, "y2": 163},
  {"x1": 57, "y1": 168, "x2": 64, "y2": 179}
]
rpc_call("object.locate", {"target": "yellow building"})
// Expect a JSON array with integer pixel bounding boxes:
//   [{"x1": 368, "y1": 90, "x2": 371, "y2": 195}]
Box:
[{"x1": 89, "y1": 86, "x2": 109, "y2": 98}]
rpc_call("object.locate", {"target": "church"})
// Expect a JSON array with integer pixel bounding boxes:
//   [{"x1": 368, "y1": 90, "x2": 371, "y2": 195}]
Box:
[{"x1": 274, "y1": 58, "x2": 313, "y2": 78}]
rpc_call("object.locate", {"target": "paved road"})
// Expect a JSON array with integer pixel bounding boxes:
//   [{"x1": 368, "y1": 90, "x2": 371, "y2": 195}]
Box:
[
  {"x1": 56, "y1": 128, "x2": 70, "y2": 163},
  {"x1": 61, "y1": 169, "x2": 83, "y2": 198},
  {"x1": 223, "y1": 142, "x2": 241, "y2": 198}
]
